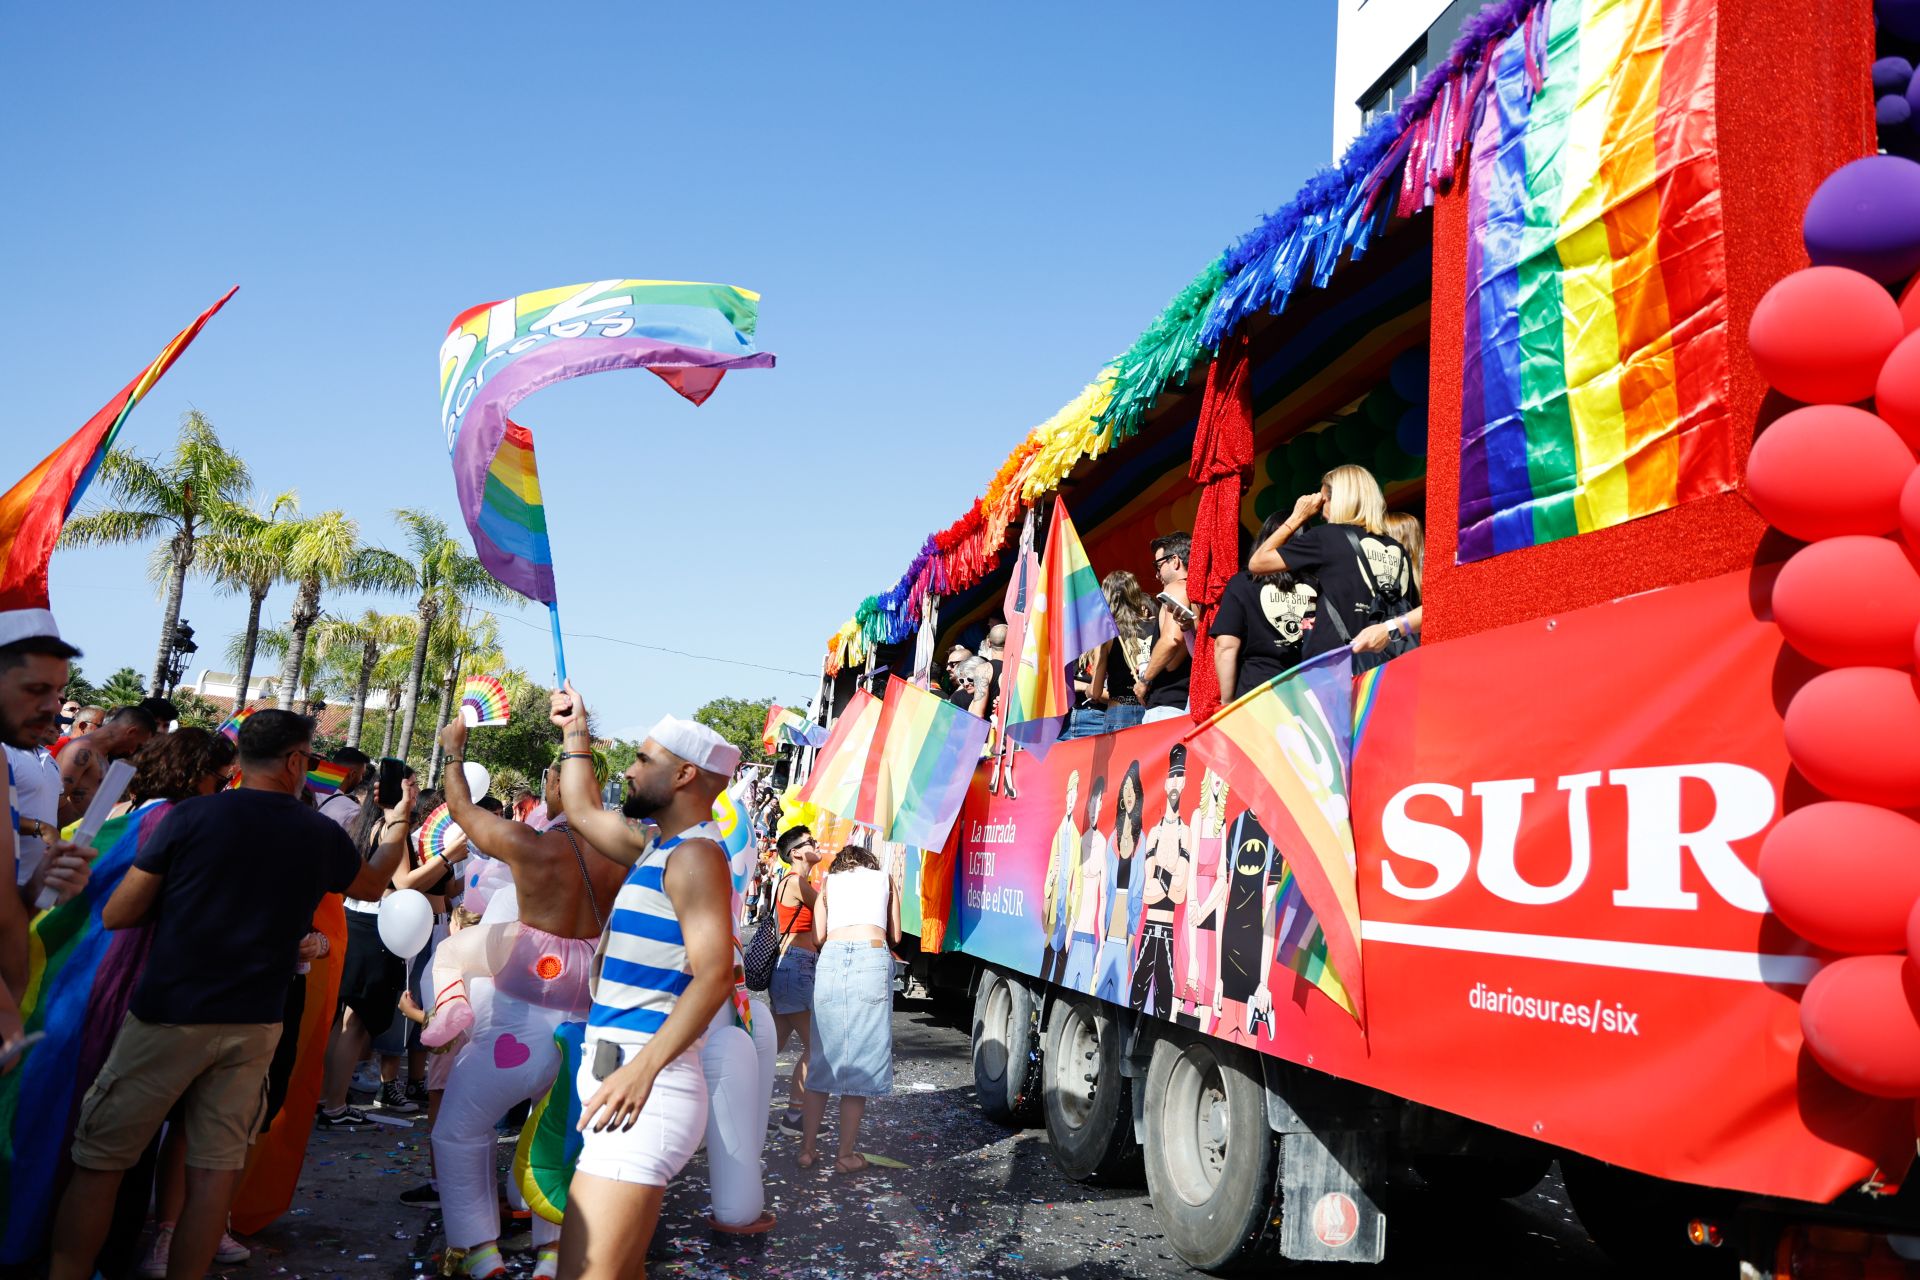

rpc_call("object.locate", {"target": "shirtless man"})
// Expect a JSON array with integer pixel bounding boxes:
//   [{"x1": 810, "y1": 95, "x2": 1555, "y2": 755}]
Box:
[
  {"x1": 427, "y1": 715, "x2": 630, "y2": 1280},
  {"x1": 55, "y1": 705, "x2": 156, "y2": 823},
  {"x1": 1131, "y1": 746, "x2": 1189, "y2": 1020}
]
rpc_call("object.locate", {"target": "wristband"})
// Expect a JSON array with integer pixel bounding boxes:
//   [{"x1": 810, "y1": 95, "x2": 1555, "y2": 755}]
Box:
[{"x1": 560, "y1": 751, "x2": 594, "y2": 762}]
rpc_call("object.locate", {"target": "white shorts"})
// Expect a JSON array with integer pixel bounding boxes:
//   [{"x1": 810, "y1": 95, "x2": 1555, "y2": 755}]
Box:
[{"x1": 572, "y1": 1042, "x2": 707, "y2": 1187}]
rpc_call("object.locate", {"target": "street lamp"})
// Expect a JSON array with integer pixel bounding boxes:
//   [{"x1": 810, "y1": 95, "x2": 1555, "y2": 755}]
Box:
[{"x1": 162, "y1": 621, "x2": 197, "y2": 698}]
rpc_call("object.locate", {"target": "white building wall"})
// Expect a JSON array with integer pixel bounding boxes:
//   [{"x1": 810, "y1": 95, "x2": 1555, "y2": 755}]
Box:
[{"x1": 1332, "y1": 0, "x2": 1463, "y2": 156}]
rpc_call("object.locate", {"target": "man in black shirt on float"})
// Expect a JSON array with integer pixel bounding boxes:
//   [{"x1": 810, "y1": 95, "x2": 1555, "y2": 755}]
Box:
[{"x1": 48, "y1": 709, "x2": 418, "y2": 1280}]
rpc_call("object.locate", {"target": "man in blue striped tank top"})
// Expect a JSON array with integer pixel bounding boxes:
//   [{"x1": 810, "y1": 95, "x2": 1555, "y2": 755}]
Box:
[{"x1": 548, "y1": 684, "x2": 740, "y2": 1280}]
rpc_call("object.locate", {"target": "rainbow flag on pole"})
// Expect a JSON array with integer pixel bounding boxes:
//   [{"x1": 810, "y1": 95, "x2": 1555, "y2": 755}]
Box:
[
  {"x1": 799, "y1": 677, "x2": 989, "y2": 851},
  {"x1": 475, "y1": 423, "x2": 557, "y2": 605},
  {"x1": 306, "y1": 759, "x2": 352, "y2": 796},
  {"x1": 1455, "y1": 0, "x2": 1732, "y2": 563},
  {"x1": 0, "y1": 289, "x2": 235, "y2": 613},
  {"x1": 1183, "y1": 647, "x2": 1365, "y2": 1022},
  {"x1": 1002, "y1": 496, "x2": 1117, "y2": 757}
]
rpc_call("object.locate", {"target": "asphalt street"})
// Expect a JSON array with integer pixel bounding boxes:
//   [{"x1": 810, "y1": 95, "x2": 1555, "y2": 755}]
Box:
[{"x1": 239, "y1": 996, "x2": 1625, "y2": 1279}]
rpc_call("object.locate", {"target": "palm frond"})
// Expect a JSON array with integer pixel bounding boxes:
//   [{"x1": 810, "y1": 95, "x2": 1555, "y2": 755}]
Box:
[{"x1": 58, "y1": 507, "x2": 169, "y2": 549}]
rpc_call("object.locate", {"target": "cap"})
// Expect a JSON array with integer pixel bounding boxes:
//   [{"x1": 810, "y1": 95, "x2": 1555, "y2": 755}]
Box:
[
  {"x1": 649, "y1": 716, "x2": 741, "y2": 777},
  {"x1": 0, "y1": 608, "x2": 69, "y2": 651},
  {"x1": 1167, "y1": 742, "x2": 1187, "y2": 777}
]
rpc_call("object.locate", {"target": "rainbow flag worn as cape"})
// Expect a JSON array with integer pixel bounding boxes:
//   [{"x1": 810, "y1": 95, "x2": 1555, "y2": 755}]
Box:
[
  {"x1": 440, "y1": 280, "x2": 774, "y2": 604},
  {"x1": 0, "y1": 289, "x2": 235, "y2": 612},
  {"x1": 1456, "y1": 0, "x2": 1732, "y2": 563},
  {"x1": 799, "y1": 677, "x2": 990, "y2": 852},
  {"x1": 0, "y1": 801, "x2": 173, "y2": 1262},
  {"x1": 1183, "y1": 647, "x2": 1364, "y2": 1022},
  {"x1": 1002, "y1": 497, "x2": 1117, "y2": 758}
]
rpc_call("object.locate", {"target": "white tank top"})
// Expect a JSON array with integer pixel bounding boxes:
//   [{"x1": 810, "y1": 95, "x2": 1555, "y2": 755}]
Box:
[{"x1": 824, "y1": 867, "x2": 889, "y2": 930}]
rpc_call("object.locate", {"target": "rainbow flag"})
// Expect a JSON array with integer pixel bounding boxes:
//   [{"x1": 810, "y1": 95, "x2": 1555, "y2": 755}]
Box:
[
  {"x1": 306, "y1": 759, "x2": 352, "y2": 796},
  {"x1": 476, "y1": 423, "x2": 557, "y2": 604},
  {"x1": 0, "y1": 801, "x2": 171, "y2": 1261},
  {"x1": 762, "y1": 705, "x2": 824, "y2": 752},
  {"x1": 0, "y1": 289, "x2": 235, "y2": 612},
  {"x1": 1184, "y1": 647, "x2": 1364, "y2": 1022},
  {"x1": 799, "y1": 677, "x2": 990, "y2": 851},
  {"x1": 1456, "y1": 0, "x2": 1732, "y2": 563},
  {"x1": 459, "y1": 674, "x2": 512, "y2": 726},
  {"x1": 215, "y1": 705, "x2": 255, "y2": 744},
  {"x1": 441, "y1": 280, "x2": 775, "y2": 602},
  {"x1": 1003, "y1": 497, "x2": 1117, "y2": 756}
]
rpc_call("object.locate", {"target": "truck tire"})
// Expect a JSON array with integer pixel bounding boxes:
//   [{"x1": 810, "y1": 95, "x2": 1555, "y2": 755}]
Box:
[
  {"x1": 1141, "y1": 1034, "x2": 1283, "y2": 1273},
  {"x1": 1042, "y1": 993, "x2": 1140, "y2": 1184},
  {"x1": 971, "y1": 969, "x2": 1039, "y2": 1125},
  {"x1": 1414, "y1": 1150, "x2": 1553, "y2": 1200},
  {"x1": 1562, "y1": 1155, "x2": 1738, "y2": 1278}
]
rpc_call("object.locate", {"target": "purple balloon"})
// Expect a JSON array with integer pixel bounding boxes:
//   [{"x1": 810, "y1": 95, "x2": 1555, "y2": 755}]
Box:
[
  {"x1": 1881, "y1": 93, "x2": 1914, "y2": 128},
  {"x1": 1803, "y1": 155, "x2": 1920, "y2": 283},
  {"x1": 1883, "y1": 0, "x2": 1920, "y2": 42},
  {"x1": 1878, "y1": 56, "x2": 1916, "y2": 96},
  {"x1": 1388, "y1": 346, "x2": 1431, "y2": 403},
  {"x1": 1396, "y1": 406, "x2": 1427, "y2": 458}
]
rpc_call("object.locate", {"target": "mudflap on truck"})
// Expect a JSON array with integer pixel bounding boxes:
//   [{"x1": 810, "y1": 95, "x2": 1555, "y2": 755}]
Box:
[{"x1": 1264, "y1": 1059, "x2": 1389, "y2": 1265}]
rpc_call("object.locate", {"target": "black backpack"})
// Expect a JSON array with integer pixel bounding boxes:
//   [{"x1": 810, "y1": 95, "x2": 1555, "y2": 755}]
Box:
[{"x1": 1315, "y1": 527, "x2": 1417, "y2": 673}]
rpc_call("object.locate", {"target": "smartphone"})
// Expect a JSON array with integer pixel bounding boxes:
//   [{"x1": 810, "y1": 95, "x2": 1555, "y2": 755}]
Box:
[
  {"x1": 1156, "y1": 592, "x2": 1196, "y2": 628},
  {"x1": 377, "y1": 757, "x2": 407, "y2": 809}
]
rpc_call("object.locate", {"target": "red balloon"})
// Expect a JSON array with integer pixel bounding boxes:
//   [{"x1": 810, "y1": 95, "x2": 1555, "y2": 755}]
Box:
[
  {"x1": 1784, "y1": 668, "x2": 1920, "y2": 806},
  {"x1": 1902, "y1": 273, "x2": 1920, "y2": 333},
  {"x1": 1747, "y1": 405, "x2": 1913, "y2": 539},
  {"x1": 1762, "y1": 802, "x2": 1920, "y2": 952},
  {"x1": 1801, "y1": 955, "x2": 1920, "y2": 1097},
  {"x1": 1907, "y1": 893, "x2": 1920, "y2": 959},
  {"x1": 1750, "y1": 267, "x2": 1905, "y2": 404},
  {"x1": 1773, "y1": 537, "x2": 1920, "y2": 668},
  {"x1": 1878, "y1": 330, "x2": 1920, "y2": 451}
]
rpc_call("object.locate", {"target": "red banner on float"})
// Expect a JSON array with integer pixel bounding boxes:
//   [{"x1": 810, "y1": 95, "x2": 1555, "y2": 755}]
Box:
[{"x1": 950, "y1": 567, "x2": 1911, "y2": 1201}]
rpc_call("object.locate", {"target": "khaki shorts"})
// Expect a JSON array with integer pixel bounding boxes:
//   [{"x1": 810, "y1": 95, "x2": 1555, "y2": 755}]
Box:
[{"x1": 71, "y1": 1015, "x2": 282, "y2": 1172}]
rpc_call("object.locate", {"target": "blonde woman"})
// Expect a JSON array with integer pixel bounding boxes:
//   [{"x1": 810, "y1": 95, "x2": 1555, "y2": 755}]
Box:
[
  {"x1": 1351, "y1": 511, "x2": 1426, "y2": 656},
  {"x1": 1247, "y1": 464, "x2": 1418, "y2": 670},
  {"x1": 1084, "y1": 570, "x2": 1155, "y2": 733}
]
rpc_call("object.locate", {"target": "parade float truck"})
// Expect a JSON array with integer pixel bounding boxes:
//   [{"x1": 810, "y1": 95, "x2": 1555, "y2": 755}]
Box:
[{"x1": 812, "y1": 0, "x2": 1920, "y2": 1272}]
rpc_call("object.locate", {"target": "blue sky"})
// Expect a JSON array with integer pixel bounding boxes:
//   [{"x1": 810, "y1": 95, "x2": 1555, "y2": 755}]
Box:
[{"x1": 4, "y1": 4, "x2": 1336, "y2": 739}]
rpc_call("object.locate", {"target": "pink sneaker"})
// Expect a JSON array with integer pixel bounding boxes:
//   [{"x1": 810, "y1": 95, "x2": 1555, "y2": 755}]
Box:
[
  {"x1": 215, "y1": 1230, "x2": 251, "y2": 1264},
  {"x1": 137, "y1": 1226, "x2": 173, "y2": 1280},
  {"x1": 421, "y1": 995, "x2": 473, "y2": 1048}
]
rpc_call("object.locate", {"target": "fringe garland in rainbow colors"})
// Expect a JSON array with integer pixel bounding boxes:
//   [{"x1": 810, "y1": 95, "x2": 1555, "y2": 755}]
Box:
[{"x1": 1456, "y1": 0, "x2": 1732, "y2": 562}]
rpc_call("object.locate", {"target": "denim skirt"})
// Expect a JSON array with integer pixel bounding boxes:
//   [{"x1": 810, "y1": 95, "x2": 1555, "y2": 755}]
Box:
[
  {"x1": 807, "y1": 940, "x2": 894, "y2": 1098},
  {"x1": 769, "y1": 945, "x2": 817, "y2": 1016}
]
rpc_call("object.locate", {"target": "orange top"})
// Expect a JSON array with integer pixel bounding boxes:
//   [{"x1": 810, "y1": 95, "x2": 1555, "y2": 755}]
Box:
[{"x1": 776, "y1": 862, "x2": 824, "y2": 936}]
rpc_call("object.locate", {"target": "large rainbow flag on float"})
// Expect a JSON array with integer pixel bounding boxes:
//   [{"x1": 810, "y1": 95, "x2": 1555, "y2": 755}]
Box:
[
  {"x1": 1455, "y1": 0, "x2": 1732, "y2": 563},
  {"x1": 0, "y1": 288, "x2": 235, "y2": 612},
  {"x1": 799, "y1": 677, "x2": 990, "y2": 852},
  {"x1": 1001, "y1": 497, "x2": 1117, "y2": 756},
  {"x1": 1184, "y1": 647, "x2": 1364, "y2": 1022}
]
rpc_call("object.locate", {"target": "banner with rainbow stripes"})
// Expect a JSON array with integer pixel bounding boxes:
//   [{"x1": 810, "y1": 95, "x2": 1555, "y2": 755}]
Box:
[
  {"x1": 1455, "y1": 0, "x2": 1732, "y2": 563},
  {"x1": 1183, "y1": 647, "x2": 1364, "y2": 1021},
  {"x1": 799, "y1": 677, "x2": 990, "y2": 852}
]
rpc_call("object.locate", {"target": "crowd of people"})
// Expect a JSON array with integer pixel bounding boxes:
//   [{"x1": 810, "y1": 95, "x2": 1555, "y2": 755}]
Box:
[{"x1": 0, "y1": 605, "x2": 908, "y2": 1280}]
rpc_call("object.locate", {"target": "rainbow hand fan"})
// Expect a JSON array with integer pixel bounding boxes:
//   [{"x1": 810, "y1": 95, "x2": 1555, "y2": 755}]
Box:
[
  {"x1": 419, "y1": 803, "x2": 463, "y2": 861},
  {"x1": 459, "y1": 675, "x2": 511, "y2": 727}
]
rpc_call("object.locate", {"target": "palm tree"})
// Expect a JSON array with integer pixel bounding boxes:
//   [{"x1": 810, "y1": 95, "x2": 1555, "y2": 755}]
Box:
[
  {"x1": 249, "y1": 627, "x2": 330, "y2": 712},
  {"x1": 370, "y1": 630, "x2": 417, "y2": 758},
  {"x1": 387, "y1": 510, "x2": 516, "y2": 770},
  {"x1": 98, "y1": 667, "x2": 148, "y2": 707},
  {"x1": 195, "y1": 489, "x2": 299, "y2": 710},
  {"x1": 314, "y1": 611, "x2": 413, "y2": 749},
  {"x1": 60, "y1": 412, "x2": 253, "y2": 691},
  {"x1": 271, "y1": 511, "x2": 412, "y2": 711},
  {"x1": 422, "y1": 612, "x2": 504, "y2": 783}
]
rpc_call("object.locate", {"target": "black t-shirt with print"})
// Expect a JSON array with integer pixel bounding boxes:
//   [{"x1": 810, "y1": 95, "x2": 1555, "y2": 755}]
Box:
[
  {"x1": 1279, "y1": 523, "x2": 1419, "y2": 659},
  {"x1": 131, "y1": 788, "x2": 361, "y2": 1024},
  {"x1": 1212, "y1": 571, "x2": 1319, "y2": 698}
]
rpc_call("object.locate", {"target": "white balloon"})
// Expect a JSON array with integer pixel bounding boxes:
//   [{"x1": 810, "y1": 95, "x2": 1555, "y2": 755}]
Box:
[
  {"x1": 462, "y1": 761, "x2": 491, "y2": 798},
  {"x1": 377, "y1": 889, "x2": 435, "y2": 959}
]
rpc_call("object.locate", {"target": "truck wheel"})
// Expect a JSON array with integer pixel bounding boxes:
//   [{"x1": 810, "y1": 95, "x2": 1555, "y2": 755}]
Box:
[
  {"x1": 971, "y1": 969, "x2": 1039, "y2": 1125},
  {"x1": 1042, "y1": 994, "x2": 1140, "y2": 1183},
  {"x1": 1413, "y1": 1150, "x2": 1553, "y2": 1200},
  {"x1": 1562, "y1": 1155, "x2": 1738, "y2": 1278},
  {"x1": 1142, "y1": 1035, "x2": 1283, "y2": 1273}
]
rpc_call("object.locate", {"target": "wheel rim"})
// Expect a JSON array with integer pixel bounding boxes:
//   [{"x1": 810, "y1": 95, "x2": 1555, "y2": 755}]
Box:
[
  {"x1": 980, "y1": 981, "x2": 1011, "y2": 1083},
  {"x1": 1160, "y1": 1047, "x2": 1230, "y2": 1207},
  {"x1": 1053, "y1": 1005, "x2": 1100, "y2": 1129}
]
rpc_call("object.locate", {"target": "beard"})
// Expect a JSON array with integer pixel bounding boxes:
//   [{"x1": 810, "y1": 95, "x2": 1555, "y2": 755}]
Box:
[
  {"x1": 620, "y1": 775, "x2": 673, "y2": 821},
  {"x1": 1, "y1": 711, "x2": 54, "y2": 752}
]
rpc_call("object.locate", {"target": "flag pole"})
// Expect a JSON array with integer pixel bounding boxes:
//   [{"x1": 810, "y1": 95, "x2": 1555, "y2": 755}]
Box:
[{"x1": 548, "y1": 602, "x2": 569, "y2": 686}]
